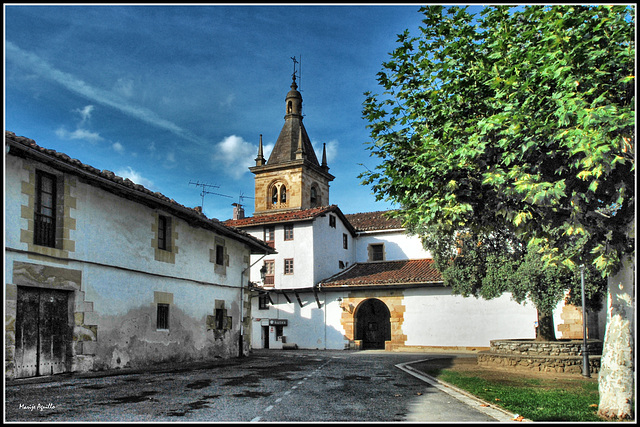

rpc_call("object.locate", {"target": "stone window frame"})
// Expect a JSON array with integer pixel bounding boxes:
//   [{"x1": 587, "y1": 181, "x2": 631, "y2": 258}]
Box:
[
  {"x1": 154, "y1": 291, "x2": 173, "y2": 332},
  {"x1": 267, "y1": 180, "x2": 288, "y2": 210},
  {"x1": 33, "y1": 170, "x2": 58, "y2": 248},
  {"x1": 211, "y1": 236, "x2": 228, "y2": 276},
  {"x1": 153, "y1": 213, "x2": 178, "y2": 264},
  {"x1": 20, "y1": 162, "x2": 77, "y2": 261},
  {"x1": 368, "y1": 243, "x2": 385, "y2": 262}
]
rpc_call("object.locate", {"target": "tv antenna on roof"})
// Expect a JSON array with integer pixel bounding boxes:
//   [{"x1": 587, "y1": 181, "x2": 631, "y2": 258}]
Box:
[
  {"x1": 238, "y1": 191, "x2": 254, "y2": 205},
  {"x1": 188, "y1": 180, "x2": 232, "y2": 210}
]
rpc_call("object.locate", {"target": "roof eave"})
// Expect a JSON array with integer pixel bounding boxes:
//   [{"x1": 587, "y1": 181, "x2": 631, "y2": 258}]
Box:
[{"x1": 7, "y1": 135, "x2": 275, "y2": 255}]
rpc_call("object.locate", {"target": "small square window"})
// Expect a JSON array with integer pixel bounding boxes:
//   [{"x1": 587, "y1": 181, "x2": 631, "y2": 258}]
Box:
[
  {"x1": 284, "y1": 223, "x2": 294, "y2": 241},
  {"x1": 370, "y1": 244, "x2": 384, "y2": 261},
  {"x1": 258, "y1": 294, "x2": 269, "y2": 310},
  {"x1": 284, "y1": 258, "x2": 294, "y2": 275},
  {"x1": 157, "y1": 304, "x2": 170, "y2": 330}
]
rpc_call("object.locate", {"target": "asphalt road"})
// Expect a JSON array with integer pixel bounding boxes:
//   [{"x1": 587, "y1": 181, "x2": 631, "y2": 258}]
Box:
[{"x1": 5, "y1": 349, "x2": 502, "y2": 422}]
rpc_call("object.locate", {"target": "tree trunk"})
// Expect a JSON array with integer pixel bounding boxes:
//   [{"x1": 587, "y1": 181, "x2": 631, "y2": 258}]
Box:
[
  {"x1": 597, "y1": 253, "x2": 635, "y2": 420},
  {"x1": 535, "y1": 309, "x2": 557, "y2": 341}
]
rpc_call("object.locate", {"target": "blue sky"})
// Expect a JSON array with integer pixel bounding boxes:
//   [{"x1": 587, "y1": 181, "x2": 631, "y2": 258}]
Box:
[{"x1": 4, "y1": 4, "x2": 437, "y2": 221}]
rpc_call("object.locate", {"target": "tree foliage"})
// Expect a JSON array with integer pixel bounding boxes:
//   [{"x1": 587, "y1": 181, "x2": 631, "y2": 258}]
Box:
[{"x1": 361, "y1": 5, "x2": 635, "y2": 277}]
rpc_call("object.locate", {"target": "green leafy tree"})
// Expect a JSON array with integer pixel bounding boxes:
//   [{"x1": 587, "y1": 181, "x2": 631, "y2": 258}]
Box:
[{"x1": 361, "y1": 5, "x2": 634, "y2": 419}]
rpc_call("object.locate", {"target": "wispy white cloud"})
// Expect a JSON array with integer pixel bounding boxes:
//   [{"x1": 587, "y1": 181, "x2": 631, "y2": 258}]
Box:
[
  {"x1": 6, "y1": 41, "x2": 206, "y2": 146},
  {"x1": 163, "y1": 152, "x2": 177, "y2": 169},
  {"x1": 55, "y1": 127, "x2": 103, "y2": 143},
  {"x1": 74, "y1": 105, "x2": 95, "y2": 125},
  {"x1": 112, "y1": 141, "x2": 124, "y2": 153},
  {"x1": 114, "y1": 78, "x2": 134, "y2": 98},
  {"x1": 116, "y1": 166, "x2": 155, "y2": 190},
  {"x1": 212, "y1": 135, "x2": 256, "y2": 179},
  {"x1": 313, "y1": 139, "x2": 338, "y2": 163}
]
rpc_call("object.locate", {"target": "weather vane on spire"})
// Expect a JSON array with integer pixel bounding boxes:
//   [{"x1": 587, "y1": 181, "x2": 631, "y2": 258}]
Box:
[{"x1": 290, "y1": 56, "x2": 298, "y2": 81}]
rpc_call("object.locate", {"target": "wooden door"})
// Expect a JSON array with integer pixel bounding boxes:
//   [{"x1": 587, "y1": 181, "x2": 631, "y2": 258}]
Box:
[{"x1": 15, "y1": 287, "x2": 69, "y2": 378}]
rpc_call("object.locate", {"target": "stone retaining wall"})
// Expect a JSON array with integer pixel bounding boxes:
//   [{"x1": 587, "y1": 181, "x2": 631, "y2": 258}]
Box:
[
  {"x1": 489, "y1": 339, "x2": 602, "y2": 356},
  {"x1": 478, "y1": 339, "x2": 602, "y2": 375}
]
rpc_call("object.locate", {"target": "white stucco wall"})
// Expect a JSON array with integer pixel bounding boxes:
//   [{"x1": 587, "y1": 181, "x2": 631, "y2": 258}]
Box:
[
  {"x1": 251, "y1": 291, "x2": 348, "y2": 350},
  {"x1": 355, "y1": 230, "x2": 432, "y2": 262},
  {"x1": 402, "y1": 288, "x2": 538, "y2": 347},
  {"x1": 5, "y1": 152, "x2": 255, "y2": 376},
  {"x1": 244, "y1": 214, "x2": 356, "y2": 291},
  {"x1": 312, "y1": 214, "x2": 356, "y2": 284}
]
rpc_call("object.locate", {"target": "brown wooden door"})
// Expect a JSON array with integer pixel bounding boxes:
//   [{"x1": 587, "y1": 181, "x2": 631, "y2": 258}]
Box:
[
  {"x1": 355, "y1": 298, "x2": 391, "y2": 350},
  {"x1": 15, "y1": 287, "x2": 69, "y2": 378}
]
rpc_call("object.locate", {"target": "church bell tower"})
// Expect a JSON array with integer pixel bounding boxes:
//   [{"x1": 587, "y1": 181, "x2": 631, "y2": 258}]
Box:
[{"x1": 250, "y1": 65, "x2": 334, "y2": 216}]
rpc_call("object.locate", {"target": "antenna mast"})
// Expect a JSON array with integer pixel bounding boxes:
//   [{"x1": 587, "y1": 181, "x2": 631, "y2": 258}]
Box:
[{"x1": 188, "y1": 180, "x2": 232, "y2": 211}]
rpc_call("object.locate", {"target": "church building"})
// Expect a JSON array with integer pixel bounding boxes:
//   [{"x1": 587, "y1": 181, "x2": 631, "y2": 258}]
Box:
[{"x1": 224, "y1": 73, "x2": 595, "y2": 351}]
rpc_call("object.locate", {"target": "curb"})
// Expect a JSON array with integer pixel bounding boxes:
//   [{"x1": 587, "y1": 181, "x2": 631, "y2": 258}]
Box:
[{"x1": 396, "y1": 358, "x2": 531, "y2": 423}]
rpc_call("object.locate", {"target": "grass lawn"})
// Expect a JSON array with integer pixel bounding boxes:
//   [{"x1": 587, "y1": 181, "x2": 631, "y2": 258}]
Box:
[{"x1": 412, "y1": 356, "x2": 604, "y2": 422}]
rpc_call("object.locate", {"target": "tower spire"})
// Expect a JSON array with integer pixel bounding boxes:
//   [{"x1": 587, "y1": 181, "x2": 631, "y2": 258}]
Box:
[
  {"x1": 321, "y1": 143, "x2": 328, "y2": 169},
  {"x1": 255, "y1": 134, "x2": 266, "y2": 166}
]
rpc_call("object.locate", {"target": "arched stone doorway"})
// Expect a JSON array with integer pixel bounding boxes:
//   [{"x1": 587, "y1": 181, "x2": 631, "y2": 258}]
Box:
[{"x1": 354, "y1": 298, "x2": 391, "y2": 350}]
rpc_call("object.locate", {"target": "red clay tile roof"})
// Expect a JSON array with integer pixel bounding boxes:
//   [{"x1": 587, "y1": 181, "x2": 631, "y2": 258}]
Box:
[
  {"x1": 318, "y1": 259, "x2": 443, "y2": 288},
  {"x1": 6, "y1": 131, "x2": 274, "y2": 254},
  {"x1": 344, "y1": 210, "x2": 403, "y2": 231},
  {"x1": 225, "y1": 205, "x2": 336, "y2": 227},
  {"x1": 224, "y1": 205, "x2": 357, "y2": 236}
]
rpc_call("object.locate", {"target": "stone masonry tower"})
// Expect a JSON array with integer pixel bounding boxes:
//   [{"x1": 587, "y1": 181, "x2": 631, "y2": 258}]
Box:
[{"x1": 250, "y1": 72, "x2": 334, "y2": 216}]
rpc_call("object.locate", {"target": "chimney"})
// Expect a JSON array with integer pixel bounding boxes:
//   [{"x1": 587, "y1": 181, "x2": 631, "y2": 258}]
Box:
[{"x1": 232, "y1": 203, "x2": 245, "y2": 220}]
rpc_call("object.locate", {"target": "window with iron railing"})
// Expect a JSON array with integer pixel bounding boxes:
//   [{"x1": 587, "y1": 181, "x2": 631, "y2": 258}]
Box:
[
  {"x1": 263, "y1": 260, "x2": 275, "y2": 285},
  {"x1": 158, "y1": 215, "x2": 171, "y2": 251},
  {"x1": 34, "y1": 171, "x2": 57, "y2": 248},
  {"x1": 157, "y1": 304, "x2": 170, "y2": 330}
]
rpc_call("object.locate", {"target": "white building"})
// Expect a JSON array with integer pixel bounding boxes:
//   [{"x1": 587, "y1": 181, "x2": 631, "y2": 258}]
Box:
[
  {"x1": 5, "y1": 131, "x2": 274, "y2": 380},
  {"x1": 225, "y1": 76, "x2": 601, "y2": 351}
]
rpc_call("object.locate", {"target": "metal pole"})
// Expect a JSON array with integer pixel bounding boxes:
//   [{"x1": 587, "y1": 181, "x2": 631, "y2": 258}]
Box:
[{"x1": 580, "y1": 264, "x2": 591, "y2": 377}]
